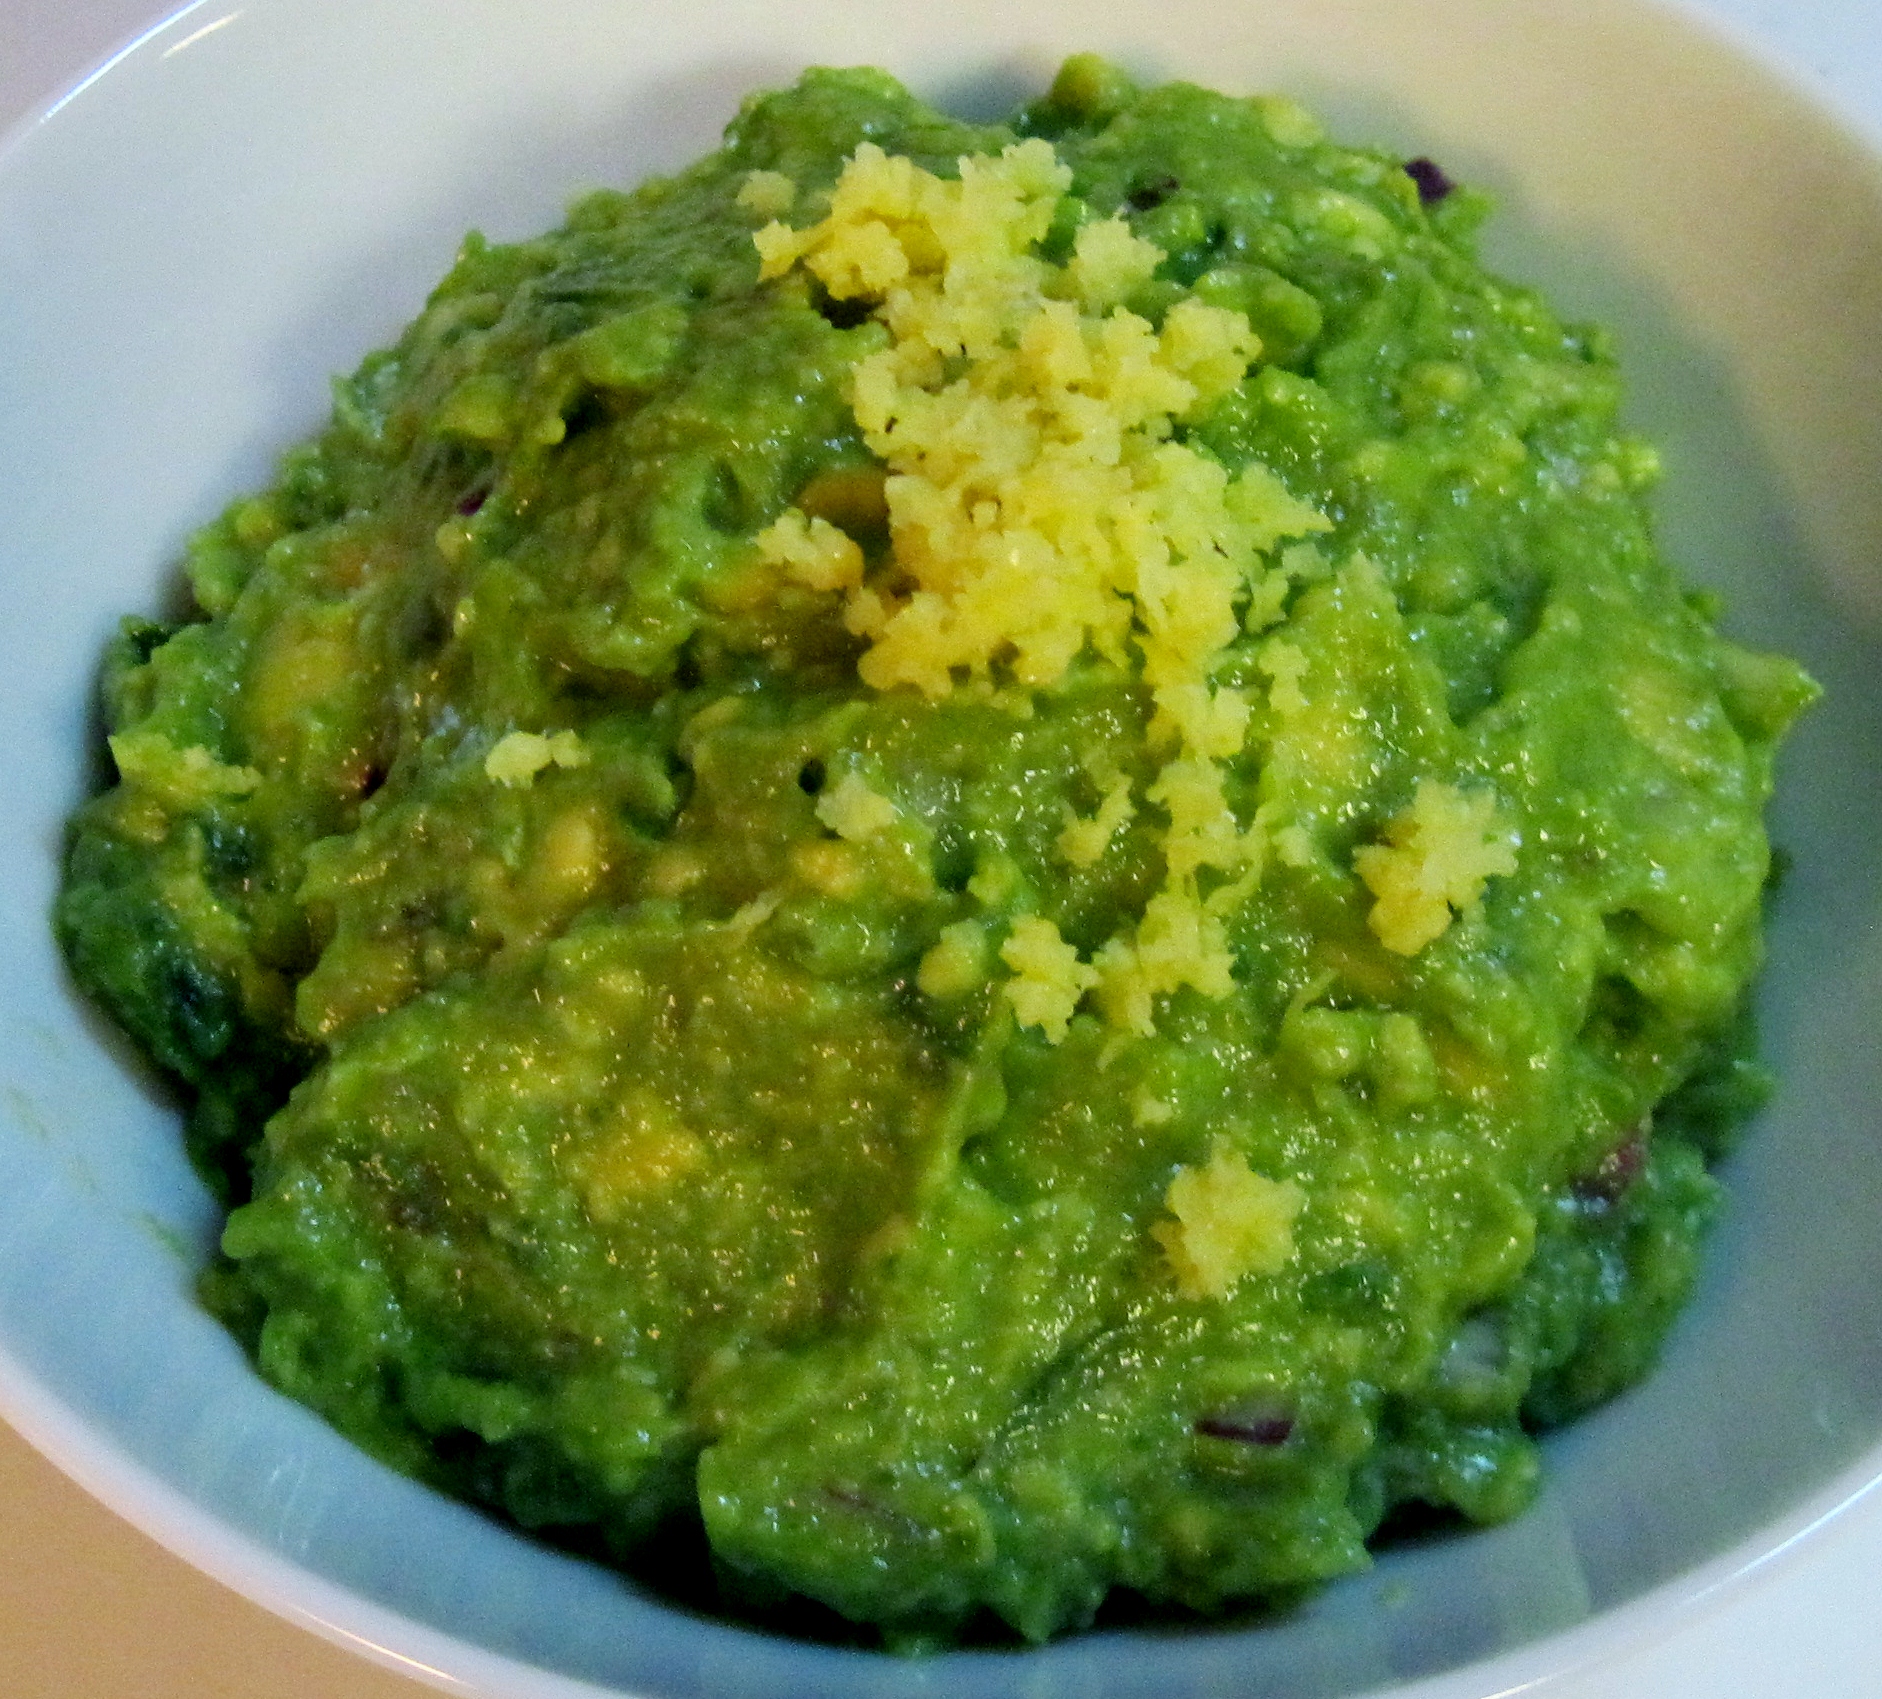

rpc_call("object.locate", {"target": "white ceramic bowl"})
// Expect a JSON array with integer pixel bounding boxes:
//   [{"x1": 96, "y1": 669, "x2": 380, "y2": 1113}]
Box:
[{"x1": 3, "y1": 2, "x2": 1882, "y2": 1694}]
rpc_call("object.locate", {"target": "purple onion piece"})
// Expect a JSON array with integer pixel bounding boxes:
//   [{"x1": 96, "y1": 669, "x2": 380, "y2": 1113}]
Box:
[
  {"x1": 1196, "y1": 1405, "x2": 1294, "y2": 1446},
  {"x1": 1574, "y1": 1119, "x2": 1649, "y2": 1205},
  {"x1": 456, "y1": 483, "x2": 491, "y2": 516},
  {"x1": 1404, "y1": 157, "x2": 1455, "y2": 206},
  {"x1": 821, "y1": 1483, "x2": 932, "y2": 1542}
]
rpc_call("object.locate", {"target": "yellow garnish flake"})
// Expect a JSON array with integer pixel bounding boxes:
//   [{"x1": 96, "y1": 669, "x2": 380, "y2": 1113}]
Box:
[
  {"x1": 815, "y1": 772, "x2": 900, "y2": 841},
  {"x1": 1354, "y1": 779, "x2": 1518, "y2": 955},
  {"x1": 1258, "y1": 638, "x2": 1309, "y2": 716},
  {"x1": 1093, "y1": 888, "x2": 1239, "y2": 1038},
  {"x1": 758, "y1": 137, "x2": 1333, "y2": 1039},
  {"x1": 755, "y1": 508, "x2": 866, "y2": 593},
  {"x1": 1065, "y1": 216, "x2": 1163, "y2": 308},
  {"x1": 485, "y1": 729, "x2": 590, "y2": 788},
  {"x1": 1153, "y1": 1141, "x2": 1305, "y2": 1299},
  {"x1": 1058, "y1": 774, "x2": 1136, "y2": 868},
  {"x1": 1001, "y1": 915, "x2": 1099, "y2": 1042},
  {"x1": 1147, "y1": 756, "x2": 1258, "y2": 883}
]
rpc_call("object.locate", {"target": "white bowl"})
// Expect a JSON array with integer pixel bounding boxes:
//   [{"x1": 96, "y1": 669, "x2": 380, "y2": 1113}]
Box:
[{"x1": 3, "y1": 1, "x2": 1882, "y2": 1694}]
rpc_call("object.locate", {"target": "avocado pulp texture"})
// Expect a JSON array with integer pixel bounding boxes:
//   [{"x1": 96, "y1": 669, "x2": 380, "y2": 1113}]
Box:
[{"x1": 58, "y1": 60, "x2": 1815, "y2": 1646}]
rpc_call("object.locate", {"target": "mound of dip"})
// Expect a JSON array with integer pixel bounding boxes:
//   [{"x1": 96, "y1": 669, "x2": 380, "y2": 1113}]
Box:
[{"x1": 59, "y1": 56, "x2": 1816, "y2": 1645}]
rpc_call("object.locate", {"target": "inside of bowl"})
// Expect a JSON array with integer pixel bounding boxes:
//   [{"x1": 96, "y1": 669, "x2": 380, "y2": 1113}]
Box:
[{"x1": 3, "y1": 0, "x2": 1881, "y2": 1695}]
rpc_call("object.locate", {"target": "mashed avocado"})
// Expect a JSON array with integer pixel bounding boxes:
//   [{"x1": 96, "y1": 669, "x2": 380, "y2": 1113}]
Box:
[{"x1": 58, "y1": 57, "x2": 1816, "y2": 1646}]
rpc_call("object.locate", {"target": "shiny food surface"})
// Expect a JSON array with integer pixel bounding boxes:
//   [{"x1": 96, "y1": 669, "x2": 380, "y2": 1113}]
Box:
[{"x1": 55, "y1": 59, "x2": 1811, "y2": 1647}]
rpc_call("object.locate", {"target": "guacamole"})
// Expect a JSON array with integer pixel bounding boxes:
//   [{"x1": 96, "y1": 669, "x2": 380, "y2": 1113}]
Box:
[{"x1": 58, "y1": 58, "x2": 1816, "y2": 1646}]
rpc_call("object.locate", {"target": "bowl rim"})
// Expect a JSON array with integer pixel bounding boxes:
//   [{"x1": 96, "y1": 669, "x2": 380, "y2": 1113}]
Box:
[
  {"x1": 7, "y1": 1325, "x2": 1882, "y2": 1699},
  {"x1": 4, "y1": 0, "x2": 1881, "y2": 1694}
]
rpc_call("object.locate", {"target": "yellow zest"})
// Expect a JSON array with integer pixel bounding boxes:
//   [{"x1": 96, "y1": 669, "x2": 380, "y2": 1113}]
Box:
[
  {"x1": 1153, "y1": 1141, "x2": 1305, "y2": 1299},
  {"x1": 1354, "y1": 778, "x2": 1517, "y2": 954},
  {"x1": 814, "y1": 773, "x2": 901, "y2": 841},
  {"x1": 757, "y1": 139, "x2": 1332, "y2": 1039},
  {"x1": 485, "y1": 729, "x2": 590, "y2": 788},
  {"x1": 1000, "y1": 915, "x2": 1099, "y2": 1043}
]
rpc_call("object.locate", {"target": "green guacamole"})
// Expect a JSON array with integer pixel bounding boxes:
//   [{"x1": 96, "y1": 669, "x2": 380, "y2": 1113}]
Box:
[{"x1": 59, "y1": 58, "x2": 1815, "y2": 1645}]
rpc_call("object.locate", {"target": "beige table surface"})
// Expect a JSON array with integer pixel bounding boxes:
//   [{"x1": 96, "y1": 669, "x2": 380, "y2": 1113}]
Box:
[
  {"x1": 0, "y1": 1415, "x2": 425, "y2": 1698},
  {"x1": 7, "y1": 4, "x2": 1882, "y2": 1698}
]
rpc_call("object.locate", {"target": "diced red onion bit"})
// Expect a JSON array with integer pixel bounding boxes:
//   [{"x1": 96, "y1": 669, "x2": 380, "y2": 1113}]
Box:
[
  {"x1": 1574, "y1": 1119, "x2": 1650, "y2": 1206},
  {"x1": 821, "y1": 1483, "x2": 933, "y2": 1541},
  {"x1": 1404, "y1": 157, "x2": 1455, "y2": 205},
  {"x1": 1195, "y1": 1405, "x2": 1294, "y2": 1446},
  {"x1": 456, "y1": 482, "x2": 491, "y2": 516}
]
